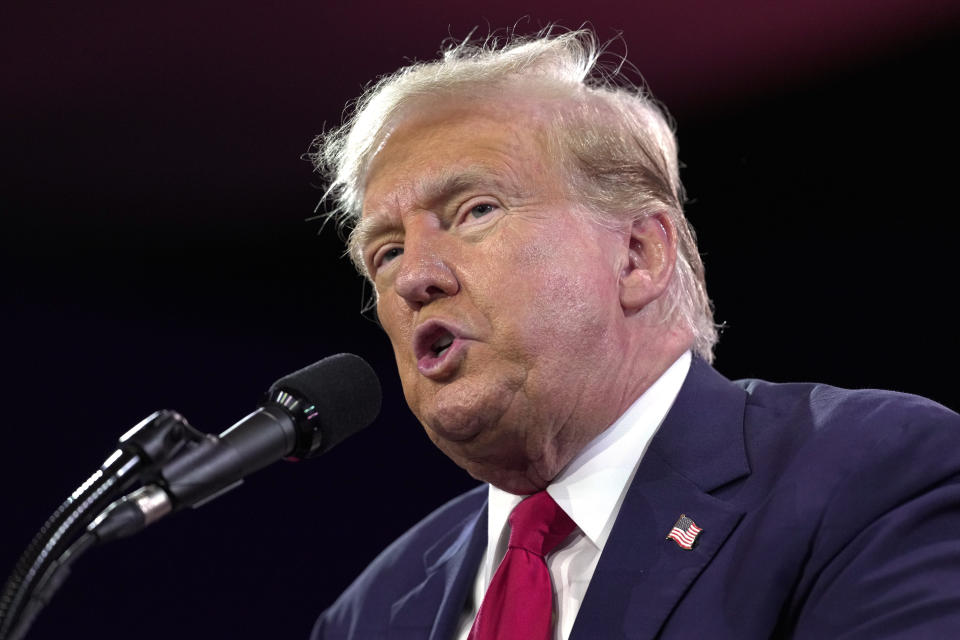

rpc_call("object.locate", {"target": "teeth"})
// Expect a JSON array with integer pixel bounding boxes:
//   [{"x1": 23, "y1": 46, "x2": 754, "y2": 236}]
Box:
[{"x1": 431, "y1": 333, "x2": 454, "y2": 356}]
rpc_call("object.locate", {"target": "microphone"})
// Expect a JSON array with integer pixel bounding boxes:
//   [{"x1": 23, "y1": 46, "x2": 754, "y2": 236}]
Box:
[{"x1": 90, "y1": 353, "x2": 381, "y2": 541}]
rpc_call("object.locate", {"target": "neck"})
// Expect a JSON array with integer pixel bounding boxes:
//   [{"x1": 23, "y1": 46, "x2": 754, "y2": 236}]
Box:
[{"x1": 488, "y1": 328, "x2": 693, "y2": 495}]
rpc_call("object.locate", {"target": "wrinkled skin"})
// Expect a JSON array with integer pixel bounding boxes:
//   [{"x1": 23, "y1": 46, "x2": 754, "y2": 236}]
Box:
[{"x1": 357, "y1": 98, "x2": 690, "y2": 494}]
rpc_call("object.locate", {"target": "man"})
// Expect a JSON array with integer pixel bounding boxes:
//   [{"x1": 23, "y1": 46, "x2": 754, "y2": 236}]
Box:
[{"x1": 310, "y1": 29, "x2": 960, "y2": 639}]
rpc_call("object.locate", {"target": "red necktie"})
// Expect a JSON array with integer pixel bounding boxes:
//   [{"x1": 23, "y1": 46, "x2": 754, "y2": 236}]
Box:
[{"x1": 468, "y1": 491, "x2": 576, "y2": 640}]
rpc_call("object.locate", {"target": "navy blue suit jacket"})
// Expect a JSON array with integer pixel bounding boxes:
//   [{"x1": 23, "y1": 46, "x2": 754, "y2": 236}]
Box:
[{"x1": 313, "y1": 358, "x2": 960, "y2": 638}]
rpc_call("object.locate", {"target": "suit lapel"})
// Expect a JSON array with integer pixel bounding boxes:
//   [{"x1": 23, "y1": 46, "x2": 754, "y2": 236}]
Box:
[
  {"x1": 572, "y1": 358, "x2": 751, "y2": 640},
  {"x1": 388, "y1": 502, "x2": 487, "y2": 640}
]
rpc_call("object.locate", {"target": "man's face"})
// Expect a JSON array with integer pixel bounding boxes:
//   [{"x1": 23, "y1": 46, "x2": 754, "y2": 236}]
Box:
[{"x1": 358, "y1": 99, "x2": 633, "y2": 493}]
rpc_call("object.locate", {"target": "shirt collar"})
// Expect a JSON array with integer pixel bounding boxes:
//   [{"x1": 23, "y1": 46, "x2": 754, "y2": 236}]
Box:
[{"x1": 486, "y1": 350, "x2": 692, "y2": 558}]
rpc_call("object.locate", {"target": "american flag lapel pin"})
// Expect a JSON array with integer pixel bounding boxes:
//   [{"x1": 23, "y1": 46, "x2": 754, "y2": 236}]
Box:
[{"x1": 666, "y1": 514, "x2": 702, "y2": 550}]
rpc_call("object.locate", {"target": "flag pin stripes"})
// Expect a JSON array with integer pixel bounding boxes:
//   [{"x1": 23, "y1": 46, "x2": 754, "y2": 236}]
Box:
[{"x1": 666, "y1": 514, "x2": 702, "y2": 550}]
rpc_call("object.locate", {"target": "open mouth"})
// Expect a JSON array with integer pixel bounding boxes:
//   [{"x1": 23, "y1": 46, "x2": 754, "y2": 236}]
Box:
[
  {"x1": 430, "y1": 331, "x2": 454, "y2": 357},
  {"x1": 414, "y1": 321, "x2": 466, "y2": 377},
  {"x1": 415, "y1": 322, "x2": 459, "y2": 361}
]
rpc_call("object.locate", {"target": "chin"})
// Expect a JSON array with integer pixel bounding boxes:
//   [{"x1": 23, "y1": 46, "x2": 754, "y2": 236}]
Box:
[
  {"x1": 413, "y1": 371, "x2": 520, "y2": 441},
  {"x1": 428, "y1": 416, "x2": 560, "y2": 495},
  {"x1": 425, "y1": 408, "x2": 487, "y2": 443}
]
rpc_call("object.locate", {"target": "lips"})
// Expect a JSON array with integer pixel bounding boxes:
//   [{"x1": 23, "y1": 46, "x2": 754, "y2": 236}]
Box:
[{"x1": 413, "y1": 319, "x2": 469, "y2": 379}]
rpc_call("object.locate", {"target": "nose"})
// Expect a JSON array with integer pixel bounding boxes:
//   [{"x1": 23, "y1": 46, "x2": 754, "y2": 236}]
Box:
[{"x1": 392, "y1": 223, "x2": 459, "y2": 309}]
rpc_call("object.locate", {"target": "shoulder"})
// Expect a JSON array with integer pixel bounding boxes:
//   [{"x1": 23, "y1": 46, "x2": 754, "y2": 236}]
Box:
[
  {"x1": 728, "y1": 377, "x2": 960, "y2": 634},
  {"x1": 311, "y1": 484, "x2": 487, "y2": 639},
  {"x1": 734, "y1": 376, "x2": 960, "y2": 473},
  {"x1": 737, "y1": 375, "x2": 959, "y2": 432},
  {"x1": 730, "y1": 375, "x2": 960, "y2": 510}
]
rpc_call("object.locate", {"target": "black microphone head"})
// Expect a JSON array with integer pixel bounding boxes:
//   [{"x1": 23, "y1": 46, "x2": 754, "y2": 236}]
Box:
[{"x1": 268, "y1": 353, "x2": 382, "y2": 458}]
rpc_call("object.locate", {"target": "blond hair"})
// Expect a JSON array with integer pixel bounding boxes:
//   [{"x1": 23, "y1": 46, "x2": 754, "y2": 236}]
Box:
[{"x1": 311, "y1": 28, "x2": 718, "y2": 362}]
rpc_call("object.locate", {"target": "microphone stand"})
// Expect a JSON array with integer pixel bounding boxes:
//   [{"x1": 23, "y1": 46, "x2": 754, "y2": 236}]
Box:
[
  {"x1": 0, "y1": 410, "x2": 199, "y2": 640},
  {"x1": 1, "y1": 354, "x2": 381, "y2": 639}
]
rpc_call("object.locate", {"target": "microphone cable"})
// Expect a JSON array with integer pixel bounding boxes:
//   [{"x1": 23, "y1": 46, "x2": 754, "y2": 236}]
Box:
[
  {"x1": 0, "y1": 410, "x2": 195, "y2": 640},
  {"x1": 0, "y1": 353, "x2": 380, "y2": 639}
]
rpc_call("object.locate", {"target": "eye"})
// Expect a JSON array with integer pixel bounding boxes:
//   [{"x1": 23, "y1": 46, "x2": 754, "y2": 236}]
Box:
[
  {"x1": 468, "y1": 203, "x2": 497, "y2": 219},
  {"x1": 371, "y1": 245, "x2": 403, "y2": 273},
  {"x1": 382, "y1": 247, "x2": 403, "y2": 262},
  {"x1": 458, "y1": 200, "x2": 502, "y2": 226}
]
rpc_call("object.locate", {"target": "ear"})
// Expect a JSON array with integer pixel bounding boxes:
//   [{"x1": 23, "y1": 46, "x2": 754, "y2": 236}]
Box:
[{"x1": 619, "y1": 212, "x2": 677, "y2": 313}]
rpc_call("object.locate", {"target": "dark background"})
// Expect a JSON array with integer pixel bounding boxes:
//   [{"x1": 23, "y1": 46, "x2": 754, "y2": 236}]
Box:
[{"x1": 2, "y1": 1, "x2": 958, "y2": 637}]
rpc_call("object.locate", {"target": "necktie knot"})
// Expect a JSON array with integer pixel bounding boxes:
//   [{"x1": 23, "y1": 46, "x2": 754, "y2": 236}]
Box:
[{"x1": 507, "y1": 491, "x2": 576, "y2": 557}]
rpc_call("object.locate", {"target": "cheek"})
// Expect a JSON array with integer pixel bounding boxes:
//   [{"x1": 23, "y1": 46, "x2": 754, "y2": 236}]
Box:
[
  {"x1": 377, "y1": 298, "x2": 415, "y2": 369},
  {"x1": 376, "y1": 298, "x2": 429, "y2": 412},
  {"x1": 502, "y1": 231, "x2": 616, "y2": 348}
]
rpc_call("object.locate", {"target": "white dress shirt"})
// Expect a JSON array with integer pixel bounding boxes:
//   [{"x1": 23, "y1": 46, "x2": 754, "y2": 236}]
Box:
[{"x1": 454, "y1": 351, "x2": 692, "y2": 640}]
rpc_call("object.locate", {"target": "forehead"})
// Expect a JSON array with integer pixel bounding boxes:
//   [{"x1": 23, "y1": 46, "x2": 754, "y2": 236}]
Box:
[{"x1": 361, "y1": 100, "x2": 556, "y2": 214}]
